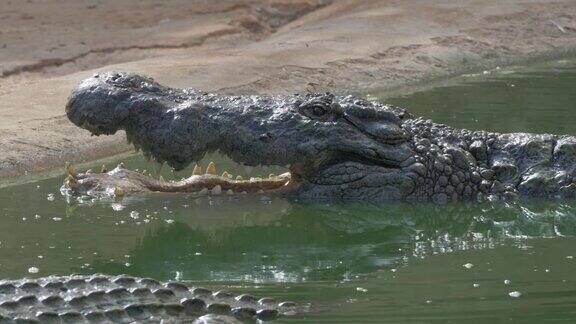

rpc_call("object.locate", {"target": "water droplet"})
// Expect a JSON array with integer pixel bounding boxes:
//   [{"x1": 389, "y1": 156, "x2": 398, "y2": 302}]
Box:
[
  {"x1": 52, "y1": 217, "x2": 62, "y2": 222},
  {"x1": 508, "y1": 291, "x2": 522, "y2": 298},
  {"x1": 504, "y1": 279, "x2": 511, "y2": 285},
  {"x1": 473, "y1": 283, "x2": 480, "y2": 288},
  {"x1": 111, "y1": 203, "x2": 125, "y2": 211},
  {"x1": 130, "y1": 211, "x2": 140, "y2": 219},
  {"x1": 28, "y1": 267, "x2": 39, "y2": 274},
  {"x1": 463, "y1": 263, "x2": 474, "y2": 269},
  {"x1": 165, "y1": 219, "x2": 174, "y2": 224},
  {"x1": 47, "y1": 193, "x2": 55, "y2": 201},
  {"x1": 356, "y1": 287, "x2": 368, "y2": 293}
]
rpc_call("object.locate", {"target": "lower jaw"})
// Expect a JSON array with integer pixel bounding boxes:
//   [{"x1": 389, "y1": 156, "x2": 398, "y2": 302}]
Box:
[{"x1": 152, "y1": 172, "x2": 297, "y2": 196}]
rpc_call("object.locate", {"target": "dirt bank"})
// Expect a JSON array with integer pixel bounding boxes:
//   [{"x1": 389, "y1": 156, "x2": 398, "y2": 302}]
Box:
[{"x1": 1, "y1": 0, "x2": 575, "y2": 179}]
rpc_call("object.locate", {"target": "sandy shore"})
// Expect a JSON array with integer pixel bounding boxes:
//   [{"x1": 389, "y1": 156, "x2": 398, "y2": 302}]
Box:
[{"x1": 1, "y1": 0, "x2": 575, "y2": 179}]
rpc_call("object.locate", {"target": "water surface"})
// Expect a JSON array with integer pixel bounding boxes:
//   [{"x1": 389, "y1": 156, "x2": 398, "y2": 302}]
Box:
[{"x1": 1, "y1": 59, "x2": 576, "y2": 322}]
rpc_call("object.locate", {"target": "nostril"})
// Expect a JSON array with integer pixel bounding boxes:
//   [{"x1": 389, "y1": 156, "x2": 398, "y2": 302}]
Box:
[{"x1": 259, "y1": 132, "x2": 273, "y2": 142}]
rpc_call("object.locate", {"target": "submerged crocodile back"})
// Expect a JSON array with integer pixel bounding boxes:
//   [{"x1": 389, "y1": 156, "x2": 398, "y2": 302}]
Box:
[{"x1": 0, "y1": 274, "x2": 298, "y2": 323}]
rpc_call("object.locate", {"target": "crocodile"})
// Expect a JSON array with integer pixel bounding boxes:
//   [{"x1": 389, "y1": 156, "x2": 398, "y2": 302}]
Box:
[
  {"x1": 64, "y1": 71, "x2": 576, "y2": 203},
  {"x1": 0, "y1": 274, "x2": 297, "y2": 323}
]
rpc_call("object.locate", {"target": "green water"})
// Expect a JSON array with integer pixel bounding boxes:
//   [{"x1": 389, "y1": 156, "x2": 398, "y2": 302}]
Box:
[{"x1": 1, "y1": 59, "x2": 576, "y2": 322}]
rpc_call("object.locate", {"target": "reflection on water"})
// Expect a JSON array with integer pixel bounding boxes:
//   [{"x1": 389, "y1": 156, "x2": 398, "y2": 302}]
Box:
[
  {"x1": 1, "y1": 168, "x2": 576, "y2": 322},
  {"x1": 1, "y1": 59, "x2": 576, "y2": 322}
]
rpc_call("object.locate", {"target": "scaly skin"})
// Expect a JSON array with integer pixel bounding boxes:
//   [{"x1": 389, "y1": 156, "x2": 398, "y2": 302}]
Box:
[
  {"x1": 64, "y1": 72, "x2": 576, "y2": 202},
  {"x1": 0, "y1": 274, "x2": 296, "y2": 323}
]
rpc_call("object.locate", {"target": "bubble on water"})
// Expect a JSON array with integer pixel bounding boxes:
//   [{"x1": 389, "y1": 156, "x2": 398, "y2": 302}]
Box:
[
  {"x1": 473, "y1": 283, "x2": 480, "y2": 288},
  {"x1": 125, "y1": 262, "x2": 131, "y2": 267},
  {"x1": 34, "y1": 214, "x2": 41, "y2": 219},
  {"x1": 508, "y1": 291, "x2": 522, "y2": 298},
  {"x1": 21, "y1": 217, "x2": 27, "y2": 221},
  {"x1": 391, "y1": 268, "x2": 397, "y2": 272},
  {"x1": 545, "y1": 269, "x2": 550, "y2": 273},
  {"x1": 47, "y1": 193, "x2": 55, "y2": 201},
  {"x1": 111, "y1": 203, "x2": 125, "y2": 211},
  {"x1": 165, "y1": 219, "x2": 174, "y2": 224},
  {"x1": 28, "y1": 267, "x2": 39, "y2": 274},
  {"x1": 52, "y1": 217, "x2": 62, "y2": 222},
  {"x1": 504, "y1": 279, "x2": 511, "y2": 285},
  {"x1": 566, "y1": 256, "x2": 574, "y2": 259},
  {"x1": 194, "y1": 252, "x2": 202, "y2": 256},
  {"x1": 426, "y1": 300, "x2": 432, "y2": 304},
  {"x1": 356, "y1": 287, "x2": 368, "y2": 293},
  {"x1": 37, "y1": 255, "x2": 43, "y2": 259},
  {"x1": 463, "y1": 263, "x2": 474, "y2": 269},
  {"x1": 130, "y1": 211, "x2": 140, "y2": 219}
]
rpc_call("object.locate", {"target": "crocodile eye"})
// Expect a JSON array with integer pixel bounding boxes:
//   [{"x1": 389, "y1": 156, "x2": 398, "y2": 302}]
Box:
[
  {"x1": 298, "y1": 101, "x2": 332, "y2": 120},
  {"x1": 310, "y1": 104, "x2": 327, "y2": 116}
]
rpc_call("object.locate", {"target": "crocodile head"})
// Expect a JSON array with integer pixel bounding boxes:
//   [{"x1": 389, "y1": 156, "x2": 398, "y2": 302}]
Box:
[{"x1": 65, "y1": 72, "x2": 423, "y2": 200}]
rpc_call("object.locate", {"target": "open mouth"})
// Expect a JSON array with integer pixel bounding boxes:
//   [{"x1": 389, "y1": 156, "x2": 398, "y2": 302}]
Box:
[{"x1": 62, "y1": 144, "x2": 410, "y2": 199}]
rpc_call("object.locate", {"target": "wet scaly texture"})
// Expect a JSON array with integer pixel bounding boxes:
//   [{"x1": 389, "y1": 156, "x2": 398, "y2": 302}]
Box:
[
  {"x1": 65, "y1": 72, "x2": 576, "y2": 202},
  {"x1": 0, "y1": 274, "x2": 297, "y2": 323}
]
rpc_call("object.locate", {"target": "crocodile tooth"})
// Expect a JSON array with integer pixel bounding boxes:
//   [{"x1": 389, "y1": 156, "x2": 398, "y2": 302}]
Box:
[
  {"x1": 206, "y1": 162, "x2": 216, "y2": 175},
  {"x1": 226, "y1": 189, "x2": 234, "y2": 195},
  {"x1": 221, "y1": 171, "x2": 230, "y2": 178},
  {"x1": 236, "y1": 175, "x2": 243, "y2": 181},
  {"x1": 118, "y1": 162, "x2": 125, "y2": 168},
  {"x1": 101, "y1": 164, "x2": 108, "y2": 173},
  {"x1": 114, "y1": 187, "x2": 125, "y2": 197},
  {"x1": 268, "y1": 173, "x2": 275, "y2": 178},
  {"x1": 159, "y1": 176, "x2": 165, "y2": 183},
  {"x1": 198, "y1": 188, "x2": 209, "y2": 196},
  {"x1": 211, "y1": 185, "x2": 222, "y2": 195},
  {"x1": 65, "y1": 162, "x2": 77, "y2": 178},
  {"x1": 192, "y1": 164, "x2": 202, "y2": 175},
  {"x1": 85, "y1": 169, "x2": 93, "y2": 174},
  {"x1": 154, "y1": 162, "x2": 164, "y2": 178}
]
